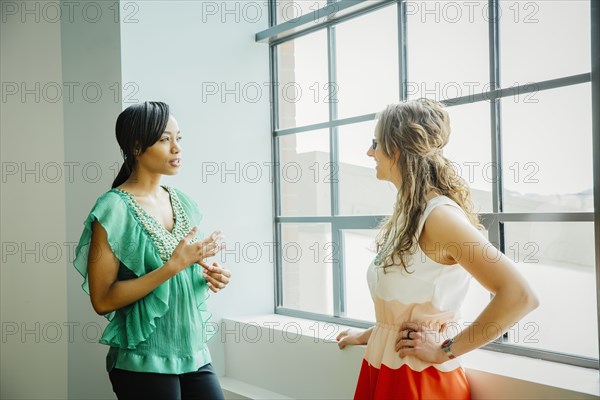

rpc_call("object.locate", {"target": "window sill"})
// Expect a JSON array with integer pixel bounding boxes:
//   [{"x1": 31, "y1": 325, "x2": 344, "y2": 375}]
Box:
[
  {"x1": 222, "y1": 314, "x2": 599, "y2": 399},
  {"x1": 460, "y1": 346, "x2": 598, "y2": 397}
]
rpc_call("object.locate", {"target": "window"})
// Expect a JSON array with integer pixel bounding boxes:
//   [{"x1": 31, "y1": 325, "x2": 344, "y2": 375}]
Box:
[{"x1": 259, "y1": 0, "x2": 597, "y2": 368}]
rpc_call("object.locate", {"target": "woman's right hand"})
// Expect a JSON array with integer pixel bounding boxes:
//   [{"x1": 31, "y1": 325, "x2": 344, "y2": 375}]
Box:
[
  {"x1": 336, "y1": 328, "x2": 367, "y2": 349},
  {"x1": 170, "y1": 227, "x2": 224, "y2": 273}
]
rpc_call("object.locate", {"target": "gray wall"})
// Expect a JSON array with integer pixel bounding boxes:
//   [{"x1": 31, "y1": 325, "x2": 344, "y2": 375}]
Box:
[
  {"x1": 1, "y1": 1, "x2": 69, "y2": 398},
  {"x1": 61, "y1": 1, "x2": 124, "y2": 399}
]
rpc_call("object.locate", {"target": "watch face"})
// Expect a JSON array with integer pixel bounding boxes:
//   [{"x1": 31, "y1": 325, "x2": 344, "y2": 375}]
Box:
[{"x1": 442, "y1": 338, "x2": 455, "y2": 359}]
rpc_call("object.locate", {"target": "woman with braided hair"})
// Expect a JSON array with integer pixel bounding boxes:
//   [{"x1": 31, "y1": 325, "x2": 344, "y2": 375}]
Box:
[{"x1": 336, "y1": 98, "x2": 538, "y2": 399}]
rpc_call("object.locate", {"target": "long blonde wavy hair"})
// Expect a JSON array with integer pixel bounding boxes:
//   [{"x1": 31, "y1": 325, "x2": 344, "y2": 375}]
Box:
[{"x1": 375, "y1": 98, "x2": 482, "y2": 272}]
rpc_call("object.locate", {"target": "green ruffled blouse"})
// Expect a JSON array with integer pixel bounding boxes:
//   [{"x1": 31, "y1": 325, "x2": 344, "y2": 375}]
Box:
[{"x1": 73, "y1": 185, "x2": 214, "y2": 374}]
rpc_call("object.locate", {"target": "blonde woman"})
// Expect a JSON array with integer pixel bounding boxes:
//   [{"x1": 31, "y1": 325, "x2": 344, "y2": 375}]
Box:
[{"x1": 336, "y1": 98, "x2": 539, "y2": 399}]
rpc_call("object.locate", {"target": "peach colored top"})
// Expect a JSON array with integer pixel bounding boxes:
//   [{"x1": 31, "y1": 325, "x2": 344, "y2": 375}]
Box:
[{"x1": 365, "y1": 196, "x2": 472, "y2": 373}]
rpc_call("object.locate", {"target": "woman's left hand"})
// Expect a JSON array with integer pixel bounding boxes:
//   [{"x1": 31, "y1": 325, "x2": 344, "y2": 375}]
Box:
[
  {"x1": 200, "y1": 261, "x2": 232, "y2": 293},
  {"x1": 395, "y1": 321, "x2": 448, "y2": 364}
]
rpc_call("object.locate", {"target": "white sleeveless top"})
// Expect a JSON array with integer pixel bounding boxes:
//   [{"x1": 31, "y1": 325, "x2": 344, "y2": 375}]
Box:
[{"x1": 364, "y1": 195, "x2": 472, "y2": 372}]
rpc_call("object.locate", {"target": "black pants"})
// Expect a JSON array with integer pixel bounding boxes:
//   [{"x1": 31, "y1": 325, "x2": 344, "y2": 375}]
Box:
[{"x1": 108, "y1": 363, "x2": 224, "y2": 400}]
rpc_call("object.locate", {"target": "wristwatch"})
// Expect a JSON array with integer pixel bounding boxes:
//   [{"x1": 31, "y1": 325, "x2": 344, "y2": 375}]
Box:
[{"x1": 441, "y1": 338, "x2": 456, "y2": 360}]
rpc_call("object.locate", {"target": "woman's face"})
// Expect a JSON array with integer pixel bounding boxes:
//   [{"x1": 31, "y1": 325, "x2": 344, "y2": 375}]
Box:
[
  {"x1": 367, "y1": 126, "x2": 398, "y2": 183},
  {"x1": 135, "y1": 115, "x2": 182, "y2": 176}
]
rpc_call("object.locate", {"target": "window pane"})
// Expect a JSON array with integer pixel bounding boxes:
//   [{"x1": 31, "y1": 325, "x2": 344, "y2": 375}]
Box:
[
  {"x1": 276, "y1": 0, "x2": 327, "y2": 24},
  {"x1": 503, "y1": 222, "x2": 598, "y2": 359},
  {"x1": 502, "y1": 83, "x2": 593, "y2": 212},
  {"x1": 272, "y1": 1, "x2": 599, "y2": 368},
  {"x1": 407, "y1": 1, "x2": 488, "y2": 101},
  {"x1": 281, "y1": 223, "x2": 333, "y2": 315},
  {"x1": 277, "y1": 30, "x2": 329, "y2": 129},
  {"x1": 342, "y1": 229, "x2": 378, "y2": 322},
  {"x1": 445, "y1": 102, "x2": 492, "y2": 213},
  {"x1": 338, "y1": 121, "x2": 397, "y2": 215},
  {"x1": 338, "y1": 120, "x2": 398, "y2": 215},
  {"x1": 500, "y1": 0, "x2": 590, "y2": 85},
  {"x1": 335, "y1": 4, "x2": 399, "y2": 118},
  {"x1": 279, "y1": 130, "x2": 331, "y2": 216}
]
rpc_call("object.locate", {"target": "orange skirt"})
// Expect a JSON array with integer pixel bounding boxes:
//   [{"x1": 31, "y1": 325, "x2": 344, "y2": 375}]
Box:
[{"x1": 354, "y1": 359, "x2": 471, "y2": 400}]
